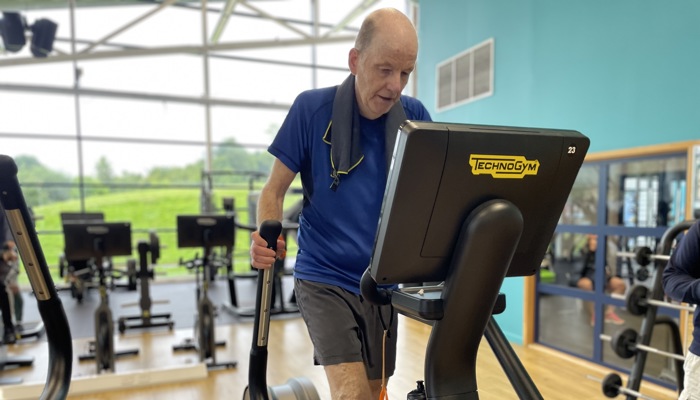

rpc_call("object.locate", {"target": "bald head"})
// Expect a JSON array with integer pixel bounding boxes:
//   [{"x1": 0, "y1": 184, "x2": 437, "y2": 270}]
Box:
[{"x1": 355, "y1": 8, "x2": 418, "y2": 54}]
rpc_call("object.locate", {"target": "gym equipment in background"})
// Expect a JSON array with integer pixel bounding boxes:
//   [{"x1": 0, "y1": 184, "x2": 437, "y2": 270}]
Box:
[
  {"x1": 58, "y1": 212, "x2": 105, "y2": 303},
  {"x1": 601, "y1": 220, "x2": 696, "y2": 398},
  {"x1": 0, "y1": 154, "x2": 73, "y2": 399},
  {"x1": 118, "y1": 231, "x2": 174, "y2": 334},
  {"x1": 172, "y1": 214, "x2": 237, "y2": 370},
  {"x1": 67, "y1": 221, "x2": 139, "y2": 373}
]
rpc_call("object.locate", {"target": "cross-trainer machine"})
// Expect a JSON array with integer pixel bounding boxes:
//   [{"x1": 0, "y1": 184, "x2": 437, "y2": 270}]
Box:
[
  {"x1": 66, "y1": 221, "x2": 139, "y2": 373},
  {"x1": 1, "y1": 154, "x2": 73, "y2": 398},
  {"x1": 243, "y1": 220, "x2": 320, "y2": 400},
  {"x1": 172, "y1": 214, "x2": 237, "y2": 370},
  {"x1": 118, "y1": 231, "x2": 174, "y2": 334},
  {"x1": 360, "y1": 121, "x2": 589, "y2": 399}
]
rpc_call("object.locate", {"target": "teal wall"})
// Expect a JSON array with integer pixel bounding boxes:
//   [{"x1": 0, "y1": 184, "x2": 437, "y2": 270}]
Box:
[{"x1": 416, "y1": 0, "x2": 700, "y2": 343}]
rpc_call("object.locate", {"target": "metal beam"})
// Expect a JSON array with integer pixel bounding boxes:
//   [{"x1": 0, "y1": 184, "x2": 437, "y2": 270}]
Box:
[
  {"x1": 240, "y1": 1, "x2": 311, "y2": 39},
  {"x1": 323, "y1": 0, "x2": 380, "y2": 38},
  {"x1": 79, "y1": 0, "x2": 178, "y2": 54},
  {"x1": 210, "y1": 0, "x2": 242, "y2": 44},
  {"x1": 0, "y1": 35, "x2": 356, "y2": 67},
  {"x1": 54, "y1": 36, "x2": 348, "y2": 70},
  {"x1": 0, "y1": 82, "x2": 292, "y2": 110}
]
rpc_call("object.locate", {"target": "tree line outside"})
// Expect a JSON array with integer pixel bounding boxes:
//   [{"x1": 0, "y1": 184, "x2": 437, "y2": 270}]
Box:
[{"x1": 9, "y1": 138, "x2": 305, "y2": 287}]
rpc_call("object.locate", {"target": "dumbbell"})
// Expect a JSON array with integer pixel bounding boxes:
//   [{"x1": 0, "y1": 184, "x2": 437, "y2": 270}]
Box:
[
  {"x1": 600, "y1": 373, "x2": 657, "y2": 400},
  {"x1": 613, "y1": 284, "x2": 696, "y2": 316},
  {"x1": 616, "y1": 246, "x2": 669, "y2": 267},
  {"x1": 600, "y1": 329, "x2": 685, "y2": 362}
]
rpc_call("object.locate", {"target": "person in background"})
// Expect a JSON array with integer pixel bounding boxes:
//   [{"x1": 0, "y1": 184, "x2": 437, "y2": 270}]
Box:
[
  {"x1": 662, "y1": 219, "x2": 700, "y2": 400},
  {"x1": 0, "y1": 206, "x2": 18, "y2": 343},
  {"x1": 249, "y1": 8, "x2": 431, "y2": 399},
  {"x1": 576, "y1": 234, "x2": 626, "y2": 326}
]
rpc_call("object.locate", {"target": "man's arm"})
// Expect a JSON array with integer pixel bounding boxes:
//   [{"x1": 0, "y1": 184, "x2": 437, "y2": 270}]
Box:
[
  {"x1": 250, "y1": 159, "x2": 297, "y2": 270},
  {"x1": 257, "y1": 159, "x2": 296, "y2": 223},
  {"x1": 663, "y1": 221, "x2": 700, "y2": 304}
]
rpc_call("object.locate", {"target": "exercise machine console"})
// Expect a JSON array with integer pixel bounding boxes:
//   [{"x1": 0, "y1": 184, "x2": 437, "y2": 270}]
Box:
[{"x1": 361, "y1": 121, "x2": 589, "y2": 399}]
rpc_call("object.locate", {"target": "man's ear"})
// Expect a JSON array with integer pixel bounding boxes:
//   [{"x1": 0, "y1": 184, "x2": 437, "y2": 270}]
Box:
[{"x1": 348, "y1": 48, "x2": 359, "y2": 75}]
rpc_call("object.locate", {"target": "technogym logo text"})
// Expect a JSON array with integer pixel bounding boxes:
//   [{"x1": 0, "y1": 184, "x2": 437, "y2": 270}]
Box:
[{"x1": 469, "y1": 154, "x2": 540, "y2": 179}]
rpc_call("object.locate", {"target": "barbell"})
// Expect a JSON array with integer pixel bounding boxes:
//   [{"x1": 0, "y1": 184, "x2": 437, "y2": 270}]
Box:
[
  {"x1": 590, "y1": 373, "x2": 657, "y2": 400},
  {"x1": 612, "y1": 285, "x2": 696, "y2": 316},
  {"x1": 600, "y1": 329, "x2": 685, "y2": 362},
  {"x1": 616, "y1": 246, "x2": 669, "y2": 267}
]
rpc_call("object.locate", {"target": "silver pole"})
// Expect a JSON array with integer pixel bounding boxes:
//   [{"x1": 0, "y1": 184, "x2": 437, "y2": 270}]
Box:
[
  {"x1": 68, "y1": 0, "x2": 86, "y2": 212},
  {"x1": 201, "y1": 0, "x2": 213, "y2": 174}
]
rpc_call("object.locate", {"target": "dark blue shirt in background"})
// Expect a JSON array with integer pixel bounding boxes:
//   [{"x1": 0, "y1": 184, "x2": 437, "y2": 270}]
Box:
[{"x1": 663, "y1": 219, "x2": 700, "y2": 356}]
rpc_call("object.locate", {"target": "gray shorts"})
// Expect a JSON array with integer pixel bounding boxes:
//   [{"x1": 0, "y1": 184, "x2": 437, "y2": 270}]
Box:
[{"x1": 294, "y1": 278, "x2": 398, "y2": 380}]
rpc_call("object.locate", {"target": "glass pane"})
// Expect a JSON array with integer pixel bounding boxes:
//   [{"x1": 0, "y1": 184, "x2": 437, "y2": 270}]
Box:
[
  {"x1": 210, "y1": 106, "x2": 287, "y2": 146},
  {"x1": 78, "y1": 97, "x2": 205, "y2": 142},
  {"x1": 315, "y1": 68, "x2": 355, "y2": 90},
  {"x1": 313, "y1": 42, "x2": 351, "y2": 68},
  {"x1": 80, "y1": 140, "x2": 205, "y2": 181},
  {"x1": 0, "y1": 92, "x2": 76, "y2": 136},
  {"x1": 209, "y1": 56, "x2": 310, "y2": 105},
  {"x1": 607, "y1": 156, "x2": 686, "y2": 227},
  {"x1": 80, "y1": 55, "x2": 203, "y2": 96},
  {"x1": 3, "y1": 137, "x2": 79, "y2": 177},
  {"x1": 0, "y1": 63, "x2": 74, "y2": 87},
  {"x1": 560, "y1": 164, "x2": 599, "y2": 225},
  {"x1": 538, "y1": 294, "x2": 593, "y2": 358},
  {"x1": 543, "y1": 232, "x2": 588, "y2": 287}
]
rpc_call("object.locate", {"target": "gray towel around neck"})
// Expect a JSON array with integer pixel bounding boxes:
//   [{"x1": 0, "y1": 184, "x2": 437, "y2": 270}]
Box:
[{"x1": 327, "y1": 74, "x2": 407, "y2": 191}]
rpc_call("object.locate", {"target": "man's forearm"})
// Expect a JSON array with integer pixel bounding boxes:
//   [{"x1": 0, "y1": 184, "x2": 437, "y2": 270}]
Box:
[{"x1": 257, "y1": 188, "x2": 285, "y2": 226}]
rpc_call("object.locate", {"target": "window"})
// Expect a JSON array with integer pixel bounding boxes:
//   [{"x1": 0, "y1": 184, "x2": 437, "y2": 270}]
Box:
[{"x1": 436, "y1": 38, "x2": 493, "y2": 111}]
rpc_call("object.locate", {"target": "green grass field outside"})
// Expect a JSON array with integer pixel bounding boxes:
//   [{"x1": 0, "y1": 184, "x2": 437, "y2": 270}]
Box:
[{"x1": 21, "y1": 187, "x2": 301, "y2": 286}]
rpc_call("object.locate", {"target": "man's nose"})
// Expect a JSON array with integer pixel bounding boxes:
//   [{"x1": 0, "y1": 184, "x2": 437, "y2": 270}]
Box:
[{"x1": 386, "y1": 72, "x2": 403, "y2": 94}]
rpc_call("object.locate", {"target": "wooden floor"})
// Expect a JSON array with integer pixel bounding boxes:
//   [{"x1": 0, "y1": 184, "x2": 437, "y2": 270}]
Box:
[{"x1": 0, "y1": 315, "x2": 679, "y2": 400}]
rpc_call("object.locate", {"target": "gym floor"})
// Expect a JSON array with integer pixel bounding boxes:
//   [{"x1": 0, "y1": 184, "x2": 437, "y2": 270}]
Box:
[{"x1": 0, "y1": 276, "x2": 681, "y2": 399}]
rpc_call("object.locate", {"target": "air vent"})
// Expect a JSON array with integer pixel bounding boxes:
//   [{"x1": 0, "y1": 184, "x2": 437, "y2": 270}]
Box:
[{"x1": 436, "y1": 38, "x2": 493, "y2": 111}]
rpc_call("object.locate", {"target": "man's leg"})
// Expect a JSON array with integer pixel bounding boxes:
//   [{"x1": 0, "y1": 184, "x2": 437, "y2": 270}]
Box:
[
  {"x1": 604, "y1": 276, "x2": 626, "y2": 324},
  {"x1": 325, "y1": 362, "x2": 372, "y2": 399},
  {"x1": 576, "y1": 277, "x2": 595, "y2": 323},
  {"x1": 679, "y1": 351, "x2": 700, "y2": 400}
]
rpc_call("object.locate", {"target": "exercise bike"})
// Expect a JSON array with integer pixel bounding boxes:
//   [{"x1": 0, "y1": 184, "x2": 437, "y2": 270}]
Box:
[
  {"x1": 172, "y1": 215, "x2": 237, "y2": 370},
  {"x1": 243, "y1": 220, "x2": 319, "y2": 400},
  {"x1": 118, "y1": 231, "x2": 174, "y2": 334},
  {"x1": 65, "y1": 221, "x2": 139, "y2": 373}
]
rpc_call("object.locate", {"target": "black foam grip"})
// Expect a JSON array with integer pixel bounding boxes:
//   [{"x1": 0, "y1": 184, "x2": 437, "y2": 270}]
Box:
[
  {"x1": 38, "y1": 297, "x2": 73, "y2": 400},
  {"x1": 259, "y1": 220, "x2": 282, "y2": 250}
]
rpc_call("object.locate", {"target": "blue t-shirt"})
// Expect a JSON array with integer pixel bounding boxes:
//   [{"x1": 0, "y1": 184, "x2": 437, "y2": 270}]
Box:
[
  {"x1": 663, "y1": 220, "x2": 700, "y2": 356},
  {"x1": 269, "y1": 86, "x2": 431, "y2": 294}
]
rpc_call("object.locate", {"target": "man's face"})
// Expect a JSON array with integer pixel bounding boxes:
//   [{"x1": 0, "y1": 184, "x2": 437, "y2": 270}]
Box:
[{"x1": 349, "y1": 33, "x2": 417, "y2": 120}]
